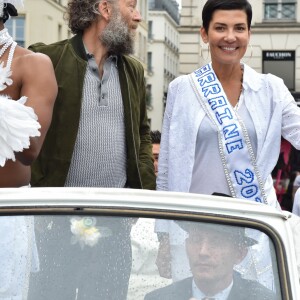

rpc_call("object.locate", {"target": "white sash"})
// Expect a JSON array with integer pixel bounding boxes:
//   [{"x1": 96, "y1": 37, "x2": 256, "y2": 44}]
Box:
[{"x1": 189, "y1": 63, "x2": 267, "y2": 204}]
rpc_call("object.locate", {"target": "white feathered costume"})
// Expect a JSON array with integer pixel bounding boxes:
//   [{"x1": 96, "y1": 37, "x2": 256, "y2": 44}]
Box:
[
  {"x1": 0, "y1": 59, "x2": 41, "y2": 167},
  {"x1": 0, "y1": 2, "x2": 41, "y2": 299}
]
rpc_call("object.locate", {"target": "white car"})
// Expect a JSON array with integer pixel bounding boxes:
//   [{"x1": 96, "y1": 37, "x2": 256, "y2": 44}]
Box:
[{"x1": 0, "y1": 188, "x2": 299, "y2": 300}]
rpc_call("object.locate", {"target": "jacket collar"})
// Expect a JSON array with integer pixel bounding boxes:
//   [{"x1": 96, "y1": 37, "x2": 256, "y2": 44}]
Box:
[
  {"x1": 243, "y1": 63, "x2": 264, "y2": 92},
  {"x1": 70, "y1": 32, "x2": 89, "y2": 62},
  {"x1": 70, "y1": 32, "x2": 123, "y2": 64}
]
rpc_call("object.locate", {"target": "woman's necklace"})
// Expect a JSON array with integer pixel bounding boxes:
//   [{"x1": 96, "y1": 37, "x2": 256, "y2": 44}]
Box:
[
  {"x1": 234, "y1": 65, "x2": 244, "y2": 111},
  {"x1": 0, "y1": 27, "x2": 17, "y2": 90},
  {"x1": 0, "y1": 28, "x2": 14, "y2": 57},
  {"x1": 0, "y1": 28, "x2": 12, "y2": 45}
]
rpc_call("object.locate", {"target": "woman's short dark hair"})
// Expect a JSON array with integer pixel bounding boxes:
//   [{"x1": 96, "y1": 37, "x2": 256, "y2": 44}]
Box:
[{"x1": 202, "y1": 0, "x2": 252, "y2": 33}]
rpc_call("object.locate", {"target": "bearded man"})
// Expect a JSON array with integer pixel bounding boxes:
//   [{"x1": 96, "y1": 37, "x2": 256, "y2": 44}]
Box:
[{"x1": 28, "y1": 0, "x2": 155, "y2": 299}]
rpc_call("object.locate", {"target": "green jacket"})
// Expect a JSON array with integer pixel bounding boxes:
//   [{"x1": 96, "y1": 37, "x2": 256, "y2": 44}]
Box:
[{"x1": 29, "y1": 33, "x2": 155, "y2": 190}]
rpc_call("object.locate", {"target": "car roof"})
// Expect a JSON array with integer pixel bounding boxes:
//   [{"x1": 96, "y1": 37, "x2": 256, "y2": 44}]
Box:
[
  {"x1": 0, "y1": 187, "x2": 284, "y2": 213},
  {"x1": 0, "y1": 187, "x2": 289, "y2": 234}
]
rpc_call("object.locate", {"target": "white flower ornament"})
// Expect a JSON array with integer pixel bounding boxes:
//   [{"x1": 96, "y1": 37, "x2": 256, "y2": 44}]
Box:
[
  {"x1": 0, "y1": 95, "x2": 41, "y2": 167},
  {"x1": 70, "y1": 217, "x2": 111, "y2": 249}
]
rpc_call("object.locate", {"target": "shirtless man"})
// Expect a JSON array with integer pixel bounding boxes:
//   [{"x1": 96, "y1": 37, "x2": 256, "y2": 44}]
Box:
[{"x1": 0, "y1": 0, "x2": 57, "y2": 187}]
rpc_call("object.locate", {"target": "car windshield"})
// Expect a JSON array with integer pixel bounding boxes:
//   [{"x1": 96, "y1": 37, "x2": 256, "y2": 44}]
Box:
[{"x1": 2, "y1": 215, "x2": 282, "y2": 300}]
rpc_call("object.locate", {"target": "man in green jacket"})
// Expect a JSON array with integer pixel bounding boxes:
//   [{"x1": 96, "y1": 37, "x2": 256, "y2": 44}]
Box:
[{"x1": 28, "y1": 0, "x2": 155, "y2": 299}]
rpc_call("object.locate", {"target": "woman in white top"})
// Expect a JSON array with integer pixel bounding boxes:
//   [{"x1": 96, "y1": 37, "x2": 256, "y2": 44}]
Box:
[{"x1": 155, "y1": 0, "x2": 300, "y2": 290}]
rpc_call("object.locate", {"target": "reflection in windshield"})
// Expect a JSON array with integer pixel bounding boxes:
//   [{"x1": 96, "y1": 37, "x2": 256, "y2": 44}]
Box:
[
  {"x1": 0, "y1": 216, "x2": 38, "y2": 299},
  {"x1": 144, "y1": 220, "x2": 278, "y2": 300},
  {"x1": 0, "y1": 216, "x2": 281, "y2": 300},
  {"x1": 28, "y1": 216, "x2": 134, "y2": 300}
]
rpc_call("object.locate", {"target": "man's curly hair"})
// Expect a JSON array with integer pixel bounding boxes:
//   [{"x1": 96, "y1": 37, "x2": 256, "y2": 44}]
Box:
[{"x1": 65, "y1": 0, "x2": 116, "y2": 34}]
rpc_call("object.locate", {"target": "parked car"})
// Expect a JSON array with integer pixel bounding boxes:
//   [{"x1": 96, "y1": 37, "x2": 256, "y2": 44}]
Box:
[{"x1": 0, "y1": 187, "x2": 299, "y2": 299}]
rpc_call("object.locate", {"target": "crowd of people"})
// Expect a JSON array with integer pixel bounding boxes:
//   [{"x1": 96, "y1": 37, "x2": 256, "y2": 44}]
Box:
[{"x1": 0, "y1": 0, "x2": 300, "y2": 299}]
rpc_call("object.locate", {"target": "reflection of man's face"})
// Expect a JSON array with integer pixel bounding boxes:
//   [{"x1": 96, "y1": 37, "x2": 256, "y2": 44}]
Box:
[
  {"x1": 152, "y1": 143, "x2": 160, "y2": 176},
  {"x1": 186, "y1": 228, "x2": 245, "y2": 293}
]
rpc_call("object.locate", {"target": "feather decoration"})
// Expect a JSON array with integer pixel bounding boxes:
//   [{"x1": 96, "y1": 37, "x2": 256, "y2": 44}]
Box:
[
  {"x1": 0, "y1": 62, "x2": 13, "y2": 91},
  {"x1": 0, "y1": 95, "x2": 41, "y2": 167}
]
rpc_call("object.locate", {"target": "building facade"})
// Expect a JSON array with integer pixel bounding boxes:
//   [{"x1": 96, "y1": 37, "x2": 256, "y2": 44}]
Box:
[
  {"x1": 135, "y1": 0, "x2": 148, "y2": 70},
  {"x1": 147, "y1": 0, "x2": 180, "y2": 130},
  {"x1": 7, "y1": 0, "x2": 70, "y2": 47}
]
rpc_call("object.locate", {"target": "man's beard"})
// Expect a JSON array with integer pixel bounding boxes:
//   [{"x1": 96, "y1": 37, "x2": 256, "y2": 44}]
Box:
[{"x1": 100, "y1": 9, "x2": 136, "y2": 55}]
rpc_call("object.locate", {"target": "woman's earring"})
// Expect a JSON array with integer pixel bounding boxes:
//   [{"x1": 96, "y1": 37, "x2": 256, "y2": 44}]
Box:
[
  {"x1": 242, "y1": 44, "x2": 253, "y2": 64},
  {"x1": 200, "y1": 45, "x2": 210, "y2": 61}
]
